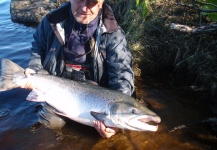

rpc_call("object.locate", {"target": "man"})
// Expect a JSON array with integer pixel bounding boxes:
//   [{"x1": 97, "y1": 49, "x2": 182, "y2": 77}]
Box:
[{"x1": 20, "y1": 0, "x2": 134, "y2": 138}]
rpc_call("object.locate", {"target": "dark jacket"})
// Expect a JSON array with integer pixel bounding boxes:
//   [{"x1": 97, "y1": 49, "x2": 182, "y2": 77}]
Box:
[{"x1": 28, "y1": 2, "x2": 134, "y2": 95}]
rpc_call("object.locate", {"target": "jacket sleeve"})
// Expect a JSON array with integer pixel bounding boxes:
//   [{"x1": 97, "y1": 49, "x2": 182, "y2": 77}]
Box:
[
  {"x1": 28, "y1": 17, "x2": 52, "y2": 72},
  {"x1": 105, "y1": 29, "x2": 135, "y2": 96}
]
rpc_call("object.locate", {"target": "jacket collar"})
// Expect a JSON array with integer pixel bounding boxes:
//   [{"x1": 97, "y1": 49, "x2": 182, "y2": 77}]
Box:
[
  {"x1": 102, "y1": 3, "x2": 120, "y2": 32},
  {"x1": 46, "y1": 2, "x2": 120, "y2": 32}
]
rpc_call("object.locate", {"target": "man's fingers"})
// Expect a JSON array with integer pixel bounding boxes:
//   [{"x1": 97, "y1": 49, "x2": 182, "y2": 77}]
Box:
[
  {"x1": 25, "y1": 81, "x2": 35, "y2": 90},
  {"x1": 93, "y1": 120, "x2": 105, "y2": 138},
  {"x1": 93, "y1": 120, "x2": 106, "y2": 130},
  {"x1": 105, "y1": 127, "x2": 118, "y2": 133},
  {"x1": 25, "y1": 68, "x2": 36, "y2": 77},
  {"x1": 18, "y1": 68, "x2": 36, "y2": 89},
  {"x1": 93, "y1": 120, "x2": 119, "y2": 138}
]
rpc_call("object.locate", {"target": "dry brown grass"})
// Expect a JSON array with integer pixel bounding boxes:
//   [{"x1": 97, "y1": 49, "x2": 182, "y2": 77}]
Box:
[{"x1": 109, "y1": 0, "x2": 217, "y2": 97}]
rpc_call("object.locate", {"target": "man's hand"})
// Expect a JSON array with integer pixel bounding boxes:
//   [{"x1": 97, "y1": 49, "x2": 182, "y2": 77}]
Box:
[
  {"x1": 18, "y1": 68, "x2": 36, "y2": 90},
  {"x1": 93, "y1": 120, "x2": 119, "y2": 138}
]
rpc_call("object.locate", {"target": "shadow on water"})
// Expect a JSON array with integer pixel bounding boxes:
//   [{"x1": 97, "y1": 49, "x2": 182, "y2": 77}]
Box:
[
  {"x1": 11, "y1": 20, "x2": 39, "y2": 28},
  {"x1": 0, "y1": 89, "x2": 38, "y2": 133}
]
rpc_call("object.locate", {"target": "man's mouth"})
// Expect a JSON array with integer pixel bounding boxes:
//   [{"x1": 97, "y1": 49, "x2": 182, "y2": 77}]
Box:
[{"x1": 78, "y1": 12, "x2": 90, "y2": 16}]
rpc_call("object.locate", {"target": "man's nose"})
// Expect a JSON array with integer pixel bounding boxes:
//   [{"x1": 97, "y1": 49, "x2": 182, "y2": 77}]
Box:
[{"x1": 79, "y1": 0, "x2": 88, "y2": 11}]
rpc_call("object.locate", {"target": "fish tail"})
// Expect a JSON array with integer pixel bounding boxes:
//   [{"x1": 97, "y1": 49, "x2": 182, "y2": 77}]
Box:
[{"x1": 0, "y1": 58, "x2": 24, "y2": 91}]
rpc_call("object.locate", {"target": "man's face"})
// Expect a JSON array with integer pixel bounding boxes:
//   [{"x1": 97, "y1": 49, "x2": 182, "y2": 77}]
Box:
[{"x1": 70, "y1": 0, "x2": 104, "y2": 24}]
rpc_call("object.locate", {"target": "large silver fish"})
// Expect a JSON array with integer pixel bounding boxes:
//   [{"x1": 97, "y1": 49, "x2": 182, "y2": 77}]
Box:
[{"x1": 0, "y1": 58, "x2": 161, "y2": 131}]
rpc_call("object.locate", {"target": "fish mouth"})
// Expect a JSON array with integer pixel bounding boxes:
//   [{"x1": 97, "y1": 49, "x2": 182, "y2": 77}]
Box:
[{"x1": 127, "y1": 115, "x2": 161, "y2": 131}]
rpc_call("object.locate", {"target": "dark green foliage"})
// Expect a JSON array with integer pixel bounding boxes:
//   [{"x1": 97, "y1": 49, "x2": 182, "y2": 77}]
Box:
[{"x1": 197, "y1": 0, "x2": 217, "y2": 21}]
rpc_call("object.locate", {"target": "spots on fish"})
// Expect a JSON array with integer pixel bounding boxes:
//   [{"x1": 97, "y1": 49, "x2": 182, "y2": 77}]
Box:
[{"x1": 0, "y1": 109, "x2": 10, "y2": 118}]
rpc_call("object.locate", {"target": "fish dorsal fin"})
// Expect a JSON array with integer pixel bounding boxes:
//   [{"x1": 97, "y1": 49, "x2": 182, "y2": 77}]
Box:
[
  {"x1": 85, "y1": 80, "x2": 98, "y2": 85},
  {"x1": 37, "y1": 69, "x2": 49, "y2": 75}
]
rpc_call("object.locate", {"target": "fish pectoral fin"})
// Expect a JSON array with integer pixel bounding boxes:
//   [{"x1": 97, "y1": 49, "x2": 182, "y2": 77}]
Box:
[
  {"x1": 26, "y1": 89, "x2": 47, "y2": 102},
  {"x1": 90, "y1": 111, "x2": 107, "y2": 121}
]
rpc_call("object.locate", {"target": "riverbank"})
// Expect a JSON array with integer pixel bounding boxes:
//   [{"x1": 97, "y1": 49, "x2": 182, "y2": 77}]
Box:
[{"x1": 112, "y1": 0, "x2": 217, "y2": 101}]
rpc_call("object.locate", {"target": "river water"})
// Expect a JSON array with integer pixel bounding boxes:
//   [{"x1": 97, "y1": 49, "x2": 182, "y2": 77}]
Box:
[{"x1": 0, "y1": 0, "x2": 216, "y2": 149}]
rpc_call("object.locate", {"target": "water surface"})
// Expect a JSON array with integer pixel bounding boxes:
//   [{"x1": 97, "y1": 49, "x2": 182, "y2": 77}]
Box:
[{"x1": 0, "y1": 0, "x2": 216, "y2": 149}]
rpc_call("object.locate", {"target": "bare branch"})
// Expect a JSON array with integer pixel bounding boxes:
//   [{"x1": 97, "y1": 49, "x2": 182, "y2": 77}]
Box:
[{"x1": 170, "y1": 23, "x2": 217, "y2": 34}]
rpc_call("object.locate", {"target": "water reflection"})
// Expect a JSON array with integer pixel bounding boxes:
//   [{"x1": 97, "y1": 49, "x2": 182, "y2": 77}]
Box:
[{"x1": 0, "y1": 0, "x2": 35, "y2": 68}]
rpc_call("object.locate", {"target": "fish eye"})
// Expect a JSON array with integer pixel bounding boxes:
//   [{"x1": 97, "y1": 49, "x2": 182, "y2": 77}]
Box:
[{"x1": 132, "y1": 109, "x2": 136, "y2": 114}]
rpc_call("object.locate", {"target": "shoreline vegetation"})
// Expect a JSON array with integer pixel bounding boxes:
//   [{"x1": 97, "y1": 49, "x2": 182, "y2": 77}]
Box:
[
  {"x1": 109, "y1": 0, "x2": 217, "y2": 102},
  {"x1": 10, "y1": 0, "x2": 217, "y2": 102}
]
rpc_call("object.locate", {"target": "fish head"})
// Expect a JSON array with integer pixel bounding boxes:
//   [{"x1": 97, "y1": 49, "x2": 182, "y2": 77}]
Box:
[{"x1": 108, "y1": 101, "x2": 161, "y2": 131}]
